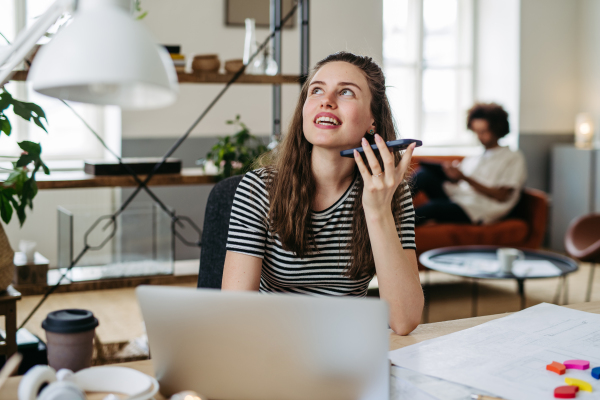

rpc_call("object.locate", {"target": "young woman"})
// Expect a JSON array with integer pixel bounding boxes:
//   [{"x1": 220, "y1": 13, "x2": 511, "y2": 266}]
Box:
[{"x1": 221, "y1": 52, "x2": 423, "y2": 335}]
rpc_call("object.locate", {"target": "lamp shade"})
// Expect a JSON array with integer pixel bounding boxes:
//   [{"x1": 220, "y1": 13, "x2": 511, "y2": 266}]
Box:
[{"x1": 27, "y1": 0, "x2": 178, "y2": 109}]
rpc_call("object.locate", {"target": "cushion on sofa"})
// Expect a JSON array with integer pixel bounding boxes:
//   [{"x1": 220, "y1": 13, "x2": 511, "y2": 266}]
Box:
[{"x1": 414, "y1": 219, "x2": 529, "y2": 253}]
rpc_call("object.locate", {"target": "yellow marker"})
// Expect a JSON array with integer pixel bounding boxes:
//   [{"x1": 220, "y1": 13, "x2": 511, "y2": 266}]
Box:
[{"x1": 565, "y1": 377, "x2": 593, "y2": 392}]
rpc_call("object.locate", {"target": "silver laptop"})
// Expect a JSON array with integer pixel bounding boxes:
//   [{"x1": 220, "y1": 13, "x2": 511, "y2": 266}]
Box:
[{"x1": 136, "y1": 286, "x2": 390, "y2": 400}]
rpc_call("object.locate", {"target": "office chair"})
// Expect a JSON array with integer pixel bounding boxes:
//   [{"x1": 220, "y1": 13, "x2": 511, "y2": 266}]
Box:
[
  {"x1": 564, "y1": 214, "x2": 600, "y2": 302},
  {"x1": 197, "y1": 174, "x2": 245, "y2": 289}
]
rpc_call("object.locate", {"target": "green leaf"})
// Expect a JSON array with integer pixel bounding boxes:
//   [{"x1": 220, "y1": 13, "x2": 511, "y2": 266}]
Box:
[
  {"x1": 12, "y1": 102, "x2": 31, "y2": 122},
  {"x1": 12, "y1": 100, "x2": 48, "y2": 133},
  {"x1": 204, "y1": 115, "x2": 268, "y2": 180},
  {"x1": 15, "y1": 155, "x2": 35, "y2": 168},
  {"x1": 0, "y1": 115, "x2": 11, "y2": 136},
  {"x1": 18, "y1": 141, "x2": 42, "y2": 156},
  {"x1": 0, "y1": 90, "x2": 13, "y2": 112},
  {"x1": 4, "y1": 169, "x2": 27, "y2": 193},
  {"x1": 19, "y1": 177, "x2": 38, "y2": 211},
  {"x1": 15, "y1": 203, "x2": 26, "y2": 226},
  {"x1": 0, "y1": 188, "x2": 16, "y2": 224}
]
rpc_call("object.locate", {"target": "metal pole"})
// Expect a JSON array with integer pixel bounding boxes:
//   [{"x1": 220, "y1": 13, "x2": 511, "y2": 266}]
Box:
[
  {"x1": 517, "y1": 279, "x2": 526, "y2": 310},
  {"x1": 270, "y1": 0, "x2": 282, "y2": 145},
  {"x1": 299, "y1": 0, "x2": 309, "y2": 86},
  {"x1": 587, "y1": 263, "x2": 596, "y2": 302}
]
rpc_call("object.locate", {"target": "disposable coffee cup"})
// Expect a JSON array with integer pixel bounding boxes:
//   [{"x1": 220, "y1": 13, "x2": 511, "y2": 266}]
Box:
[{"x1": 42, "y1": 309, "x2": 99, "y2": 372}]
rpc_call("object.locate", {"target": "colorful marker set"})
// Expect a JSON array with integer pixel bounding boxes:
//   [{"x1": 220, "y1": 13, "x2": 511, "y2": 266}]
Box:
[{"x1": 546, "y1": 359, "x2": 600, "y2": 398}]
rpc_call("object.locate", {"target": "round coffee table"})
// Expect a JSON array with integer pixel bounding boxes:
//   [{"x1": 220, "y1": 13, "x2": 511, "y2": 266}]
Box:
[{"x1": 419, "y1": 246, "x2": 578, "y2": 317}]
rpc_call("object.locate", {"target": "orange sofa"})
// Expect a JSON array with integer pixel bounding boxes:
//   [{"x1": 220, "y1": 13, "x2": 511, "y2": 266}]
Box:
[{"x1": 410, "y1": 156, "x2": 549, "y2": 268}]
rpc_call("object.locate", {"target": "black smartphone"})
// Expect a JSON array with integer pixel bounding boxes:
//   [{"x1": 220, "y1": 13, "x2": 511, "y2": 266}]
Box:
[{"x1": 340, "y1": 139, "x2": 422, "y2": 158}]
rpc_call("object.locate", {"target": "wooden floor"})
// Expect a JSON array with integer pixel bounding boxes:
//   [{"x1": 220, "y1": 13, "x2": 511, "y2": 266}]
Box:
[{"x1": 15, "y1": 262, "x2": 594, "y2": 346}]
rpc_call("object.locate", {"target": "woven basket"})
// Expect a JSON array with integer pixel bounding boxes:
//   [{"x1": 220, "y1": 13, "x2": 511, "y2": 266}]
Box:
[{"x1": 0, "y1": 224, "x2": 14, "y2": 291}]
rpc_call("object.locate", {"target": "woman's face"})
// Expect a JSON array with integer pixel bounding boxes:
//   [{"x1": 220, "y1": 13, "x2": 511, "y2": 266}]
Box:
[{"x1": 302, "y1": 61, "x2": 374, "y2": 152}]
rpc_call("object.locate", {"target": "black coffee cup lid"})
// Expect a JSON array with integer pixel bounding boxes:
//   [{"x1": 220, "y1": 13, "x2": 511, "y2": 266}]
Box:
[{"x1": 42, "y1": 309, "x2": 99, "y2": 334}]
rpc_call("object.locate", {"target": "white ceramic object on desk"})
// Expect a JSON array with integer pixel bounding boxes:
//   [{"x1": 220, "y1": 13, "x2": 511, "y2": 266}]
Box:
[{"x1": 497, "y1": 248, "x2": 525, "y2": 274}]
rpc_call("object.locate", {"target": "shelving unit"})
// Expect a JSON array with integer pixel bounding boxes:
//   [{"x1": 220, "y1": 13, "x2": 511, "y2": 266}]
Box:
[
  {"x1": 11, "y1": 0, "x2": 310, "y2": 143},
  {"x1": 11, "y1": 70, "x2": 301, "y2": 85}
]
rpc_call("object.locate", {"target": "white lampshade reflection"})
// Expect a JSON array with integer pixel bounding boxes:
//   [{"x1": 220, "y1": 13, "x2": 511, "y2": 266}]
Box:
[
  {"x1": 27, "y1": 0, "x2": 178, "y2": 109},
  {"x1": 575, "y1": 112, "x2": 595, "y2": 149}
]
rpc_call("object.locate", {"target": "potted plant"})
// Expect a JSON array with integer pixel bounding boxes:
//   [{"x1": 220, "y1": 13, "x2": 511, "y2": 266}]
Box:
[
  {"x1": 199, "y1": 115, "x2": 268, "y2": 180},
  {"x1": 0, "y1": 87, "x2": 49, "y2": 290}
]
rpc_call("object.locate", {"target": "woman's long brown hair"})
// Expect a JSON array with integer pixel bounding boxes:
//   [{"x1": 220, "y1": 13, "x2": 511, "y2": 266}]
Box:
[{"x1": 256, "y1": 52, "x2": 408, "y2": 280}]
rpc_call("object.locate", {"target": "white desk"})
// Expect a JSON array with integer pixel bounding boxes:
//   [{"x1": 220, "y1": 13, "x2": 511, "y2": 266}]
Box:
[{"x1": 3, "y1": 301, "x2": 600, "y2": 399}]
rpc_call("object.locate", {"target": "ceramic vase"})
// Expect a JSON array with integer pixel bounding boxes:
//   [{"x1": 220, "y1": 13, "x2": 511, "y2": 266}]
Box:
[{"x1": 243, "y1": 18, "x2": 262, "y2": 75}]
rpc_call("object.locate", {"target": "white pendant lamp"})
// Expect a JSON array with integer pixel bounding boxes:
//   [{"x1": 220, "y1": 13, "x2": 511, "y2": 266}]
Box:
[{"x1": 27, "y1": 0, "x2": 178, "y2": 109}]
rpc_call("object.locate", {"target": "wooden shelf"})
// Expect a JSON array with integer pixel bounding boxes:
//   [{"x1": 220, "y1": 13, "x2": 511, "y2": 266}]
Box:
[
  {"x1": 15, "y1": 271, "x2": 197, "y2": 296},
  {"x1": 178, "y1": 71, "x2": 300, "y2": 84},
  {"x1": 0, "y1": 168, "x2": 216, "y2": 190},
  {"x1": 11, "y1": 70, "x2": 300, "y2": 85}
]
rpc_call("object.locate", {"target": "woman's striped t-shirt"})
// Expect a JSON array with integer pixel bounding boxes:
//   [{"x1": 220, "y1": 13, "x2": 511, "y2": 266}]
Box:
[{"x1": 225, "y1": 168, "x2": 416, "y2": 297}]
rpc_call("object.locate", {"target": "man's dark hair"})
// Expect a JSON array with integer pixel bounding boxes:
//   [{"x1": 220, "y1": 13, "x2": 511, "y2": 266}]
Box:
[{"x1": 466, "y1": 103, "x2": 510, "y2": 139}]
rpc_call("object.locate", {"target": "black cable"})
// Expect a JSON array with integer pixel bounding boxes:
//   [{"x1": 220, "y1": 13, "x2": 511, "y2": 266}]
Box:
[
  {"x1": 59, "y1": 100, "x2": 182, "y2": 225},
  {"x1": 113, "y1": 1, "x2": 299, "y2": 218},
  {"x1": 18, "y1": 2, "x2": 299, "y2": 330}
]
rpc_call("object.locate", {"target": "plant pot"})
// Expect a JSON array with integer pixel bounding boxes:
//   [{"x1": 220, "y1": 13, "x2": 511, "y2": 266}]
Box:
[
  {"x1": 224, "y1": 59, "x2": 244, "y2": 74},
  {"x1": 192, "y1": 54, "x2": 220, "y2": 74},
  {"x1": 0, "y1": 224, "x2": 14, "y2": 291}
]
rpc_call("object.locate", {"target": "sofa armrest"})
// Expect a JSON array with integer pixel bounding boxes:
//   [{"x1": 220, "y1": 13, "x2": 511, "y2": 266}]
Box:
[{"x1": 518, "y1": 188, "x2": 549, "y2": 249}]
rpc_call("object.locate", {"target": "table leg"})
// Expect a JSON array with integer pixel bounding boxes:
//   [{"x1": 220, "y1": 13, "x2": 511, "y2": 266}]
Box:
[
  {"x1": 5, "y1": 300, "x2": 17, "y2": 358},
  {"x1": 586, "y1": 263, "x2": 596, "y2": 302},
  {"x1": 517, "y1": 279, "x2": 526, "y2": 309},
  {"x1": 471, "y1": 278, "x2": 478, "y2": 317},
  {"x1": 553, "y1": 277, "x2": 564, "y2": 305},
  {"x1": 564, "y1": 275, "x2": 569, "y2": 304}
]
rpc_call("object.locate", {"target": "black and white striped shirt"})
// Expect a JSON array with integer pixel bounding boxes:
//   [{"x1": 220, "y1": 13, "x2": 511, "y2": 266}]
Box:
[{"x1": 226, "y1": 168, "x2": 416, "y2": 297}]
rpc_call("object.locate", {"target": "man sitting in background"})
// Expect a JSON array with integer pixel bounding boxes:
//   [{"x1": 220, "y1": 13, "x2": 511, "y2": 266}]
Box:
[{"x1": 412, "y1": 102, "x2": 527, "y2": 226}]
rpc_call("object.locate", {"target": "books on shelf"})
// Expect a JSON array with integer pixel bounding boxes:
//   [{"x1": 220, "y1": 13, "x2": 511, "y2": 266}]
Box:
[{"x1": 164, "y1": 45, "x2": 186, "y2": 71}]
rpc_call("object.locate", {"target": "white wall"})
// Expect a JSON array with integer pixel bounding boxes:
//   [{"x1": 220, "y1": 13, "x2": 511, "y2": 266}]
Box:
[
  {"x1": 475, "y1": 0, "x2": 520, "y2": 149},
  {"x1": 519, "y1": 0, "x2": 580, "y2": 134},
  {"x1": 579, "y1": 0, "x2": 600, "y2": 146},
  {"x1": 121, "y1": 0, "x2": 383, "y2": 138}
]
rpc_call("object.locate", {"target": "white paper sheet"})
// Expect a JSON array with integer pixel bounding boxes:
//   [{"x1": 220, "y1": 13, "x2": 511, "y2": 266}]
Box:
[
  {"x1": 389, "y1": 303, "x2": 600, "y2": 400},
  {"x1": 390, "y1": 366, "x2": 497, "y2": 400},
  {"x1": 512, "y1": 260, "x2": 562, "y2": 277}
]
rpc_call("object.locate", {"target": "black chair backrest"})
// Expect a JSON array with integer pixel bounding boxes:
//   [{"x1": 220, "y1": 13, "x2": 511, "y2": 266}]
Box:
[{"x1": 197, "y1": 174, "x2": 245, "y2": 289}]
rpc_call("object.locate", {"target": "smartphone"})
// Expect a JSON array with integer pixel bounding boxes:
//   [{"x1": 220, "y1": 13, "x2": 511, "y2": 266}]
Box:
[{"x1": 340, "y1": 138, "x2": 422, "y2": 158}]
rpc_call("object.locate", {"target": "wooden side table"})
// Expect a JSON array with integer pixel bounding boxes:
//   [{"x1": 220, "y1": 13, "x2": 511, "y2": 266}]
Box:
[{"x1": 0, "y1": 286, "x2": 21, "y2": 359}]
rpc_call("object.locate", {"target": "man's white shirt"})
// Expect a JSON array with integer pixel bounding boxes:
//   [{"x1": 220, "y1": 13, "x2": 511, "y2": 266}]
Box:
[{"x1": 443, "y1": 146, "x2": 527, "y2": 224}]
